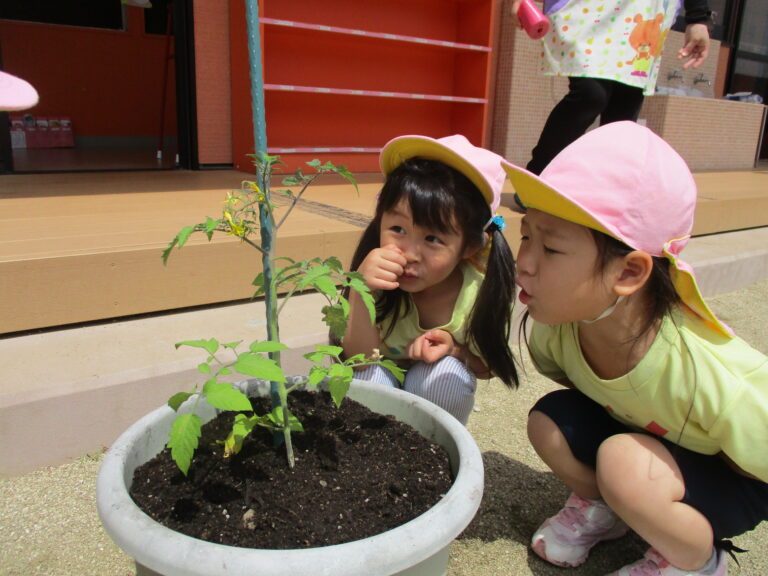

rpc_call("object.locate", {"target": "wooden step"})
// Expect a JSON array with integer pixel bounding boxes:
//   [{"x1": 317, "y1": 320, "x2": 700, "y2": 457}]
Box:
[{"x1": 1, "y1": 168, "x2": 767, "y2": 335}]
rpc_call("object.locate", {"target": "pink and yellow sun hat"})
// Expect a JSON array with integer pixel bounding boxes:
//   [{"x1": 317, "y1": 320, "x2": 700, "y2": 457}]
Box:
[
  {"x1": 501, "y1": 121, "x2": 732, "y2": 337},
  {"x1": 380, "y1": 134, "x2": 505, "y2": 214},
  {"x1": 0, "y1": 70, "x2": 39, "y2": 112}
]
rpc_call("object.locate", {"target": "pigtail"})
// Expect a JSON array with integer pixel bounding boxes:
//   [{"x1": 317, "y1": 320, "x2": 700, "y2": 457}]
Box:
[{"x1": 468, "y1": 229, "x2": 520, "y2": 387}]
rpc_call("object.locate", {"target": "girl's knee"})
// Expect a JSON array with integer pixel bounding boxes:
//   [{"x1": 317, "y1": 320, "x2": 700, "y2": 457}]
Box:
[
  {"x1": 527, "y1": 409, "x2": 559, "y2": 444},
  {"x1": 596, "y1": 433, "x2": 680, "y2": 502},
  {"x1": 354, "y1": 364, "x2": 399, "y2": 388},
  {"x1": 404, "y1": 358, "x2": 476, "y2": 424}
]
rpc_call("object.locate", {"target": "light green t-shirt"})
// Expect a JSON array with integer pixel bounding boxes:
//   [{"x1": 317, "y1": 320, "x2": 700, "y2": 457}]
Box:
[
  {"x1": 529, "y1": 308, "x2": 768, "y2": 482},
  {"x1": 379, "y1": 261, "x2": 484, "y2": 364}
]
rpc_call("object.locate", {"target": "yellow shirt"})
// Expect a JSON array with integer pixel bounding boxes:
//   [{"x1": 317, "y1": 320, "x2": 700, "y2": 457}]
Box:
[
  {"x1": 529, "y1": 308, "x2": 768, "y2": 482},
  {"x1": 379, "y1": 261, "x2": 484, "y2": 364}
]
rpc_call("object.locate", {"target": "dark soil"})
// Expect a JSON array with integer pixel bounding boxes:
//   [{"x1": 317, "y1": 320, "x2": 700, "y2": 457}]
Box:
[{"x1": 131, "y1": 390, "x2": 453, "y2": 549}]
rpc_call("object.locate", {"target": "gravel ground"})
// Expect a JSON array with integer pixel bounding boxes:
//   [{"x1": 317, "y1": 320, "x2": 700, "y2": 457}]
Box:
[{"x1": 1, "y1": 280, "x2": 767, "y2": 576}]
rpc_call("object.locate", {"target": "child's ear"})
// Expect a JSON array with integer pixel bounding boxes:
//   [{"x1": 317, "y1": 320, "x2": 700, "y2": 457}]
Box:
[
  {"x1": 463, "y1": 239, "x2": 485, "y2": 260},
  {"x1": 614, "y1": 250, "x2": 653, "y2": 296}
]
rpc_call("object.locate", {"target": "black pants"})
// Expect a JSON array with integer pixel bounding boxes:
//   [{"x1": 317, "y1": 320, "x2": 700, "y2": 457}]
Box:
[{"x1": 526, "y1": 77, "x2": 645, "y2": 175}]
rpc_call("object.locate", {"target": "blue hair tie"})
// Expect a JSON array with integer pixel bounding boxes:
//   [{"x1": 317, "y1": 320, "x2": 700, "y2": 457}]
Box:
[{"x1": 484, "y1": 214, "x2": 506, "y2": 232}]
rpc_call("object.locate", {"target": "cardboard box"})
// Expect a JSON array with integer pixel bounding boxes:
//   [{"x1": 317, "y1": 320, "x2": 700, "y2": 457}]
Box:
[
  {"x1": 9, "y1": 114, "x2": 26, "y2": 149},
  {"x1": 54, "y1": 117, "x2": 74, "y2": 147},
  {"x1": 10, "y1": 115, "x2": 75, "y2": 148}
]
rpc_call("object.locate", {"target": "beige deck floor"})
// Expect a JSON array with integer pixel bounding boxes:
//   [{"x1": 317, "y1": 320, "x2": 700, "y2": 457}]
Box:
[{"x1": 1, "y1": 167, "x2": 767, "y2": 334}]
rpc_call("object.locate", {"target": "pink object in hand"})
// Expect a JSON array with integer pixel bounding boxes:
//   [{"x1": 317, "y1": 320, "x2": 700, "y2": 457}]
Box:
[{"x1": 518, "y1": 0, "x2": 550, "y2": 39}]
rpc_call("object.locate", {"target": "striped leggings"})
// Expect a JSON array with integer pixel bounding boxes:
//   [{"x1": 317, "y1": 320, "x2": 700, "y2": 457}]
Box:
[{"x1": 355, "y1": 356, "x2": 477, "y2": 425}]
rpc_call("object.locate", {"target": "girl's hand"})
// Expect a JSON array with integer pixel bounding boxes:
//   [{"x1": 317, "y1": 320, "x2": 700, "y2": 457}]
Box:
[
  {"x1": 358, "y1": 244, "x2": 406, "y2": 291},
  {"x1": 407, "y1": 329, "x2": 455, "y2": 364},
  {"x1": 678, "y1": 23, "x2": 710, "y2": 69}
]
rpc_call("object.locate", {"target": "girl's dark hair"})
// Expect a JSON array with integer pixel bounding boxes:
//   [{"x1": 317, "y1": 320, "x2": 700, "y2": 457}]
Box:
[{"x1": 349, "y1": 157, "x2": 519, "y2": 388}]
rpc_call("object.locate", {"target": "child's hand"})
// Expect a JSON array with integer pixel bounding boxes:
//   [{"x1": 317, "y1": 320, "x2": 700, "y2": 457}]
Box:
[
  {"x1": 407, "y1": 329, "x2": 455, "y2": 364},
  {"x1": 678, "y1": 23, "x2": 710, "y2": 69},
  {"x1": 358, "y1": 243, "x2": 407, "y2": 291}
]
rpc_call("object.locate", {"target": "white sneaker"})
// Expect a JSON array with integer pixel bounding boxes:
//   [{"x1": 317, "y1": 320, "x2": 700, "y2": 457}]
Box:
[
  {"x1": 531, "y1": 492, "x2": 629, "y2": 567},
  {"x1": 607, "y1": 547, "x2": 727, "y2": 576}
]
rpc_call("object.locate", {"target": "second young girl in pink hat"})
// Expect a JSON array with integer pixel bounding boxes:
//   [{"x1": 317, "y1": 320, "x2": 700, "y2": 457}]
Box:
[
  {"x1": 341, "y1": 134, "x2": 520, "y2": 424},
  {"x1": 502, "y1": 121, "x2": 767, "y2": 576}
]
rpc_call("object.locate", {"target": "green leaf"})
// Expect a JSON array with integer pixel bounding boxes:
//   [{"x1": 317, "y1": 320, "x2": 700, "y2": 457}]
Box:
[
  {"x1": 303, "y1": 350, "x2": 326, "y2": 364},
  {"x1": 325, "y1": 256, "x2": 343, "y2": 273},
  {"x1": 167, "y1": 391, "x2": 194, "y2": 412},
  {"x1": 202, "y1": 381, "x2": 252, "y2": 411},
  {"x1": 322, "y1": 303, "x2": 348, "y2": 341},
  {"x1": 249, "y1": 341, "x2": 289, "y2": 354},
  {"x1": 269, "y1": 406, "x2": 303, "y2": 432},
  {"x1": 223, "y1": 413, "x2": 257, "y2": 457},
  {"x1": 307, "y1": 365, "x2": 327, "y2": 387},
  {"x1": 296, "y1": 264, "x2": 331, "y2": 289},
  {"x1": 333, "y1": 165, "x2": 358, "y2": 192},
  {"x1": 252, "y1": 272, "x2": 266, "y2": 296},
  {"x1": 204, "y1": 217, "x2": 219, "y2": 240},
  {"x1": 348, "y1": 278, "x2": 376, "y2": 325},
  {"x1": 380, "y1": 359, "x2": 406, "y2": 384},
  {"x1": 175, "y1": 225, "x2": 196, "y2": 250},
  {"x1": 310, "y1": 275, "x2": 338, "y2": 299},
  {"x1": 315, "y1": 344, "x2": 343, "y2": 357},
  {"x1": 327, "y1": 363, "x2": 353, "y2": 408},
  {"x1": 175, "y1": 338, "x2": 220, "y2": 356},
  {"x1": 161, "y1": 238, "x2": 177, "y2": 265},
  {"x1": 281, "y1": 176, "x2": 301, "y2": 186},
  {"x1": 197, "y1": 363, "x2": 211, "y2": 374},
  {"x1": 234, "y1": 352, "x2": 286, "y2": 383},
  {"x1": 167, "y1": 413, "x2": 202, "y2": 475}
]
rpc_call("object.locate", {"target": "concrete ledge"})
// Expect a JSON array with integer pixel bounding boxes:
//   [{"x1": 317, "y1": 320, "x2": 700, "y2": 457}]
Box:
[
  {"x1": 682, "y1": 227, "x2": 768, "y2": 297},
  {"x1": 0, "y1": 293, "x2": 328, "y2": 477}
]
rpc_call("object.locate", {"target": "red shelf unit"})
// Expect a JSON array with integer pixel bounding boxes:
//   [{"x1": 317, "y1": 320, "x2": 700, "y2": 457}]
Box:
[{"x1": 230, "y1": 0, "x2": 495, "y2": 173}]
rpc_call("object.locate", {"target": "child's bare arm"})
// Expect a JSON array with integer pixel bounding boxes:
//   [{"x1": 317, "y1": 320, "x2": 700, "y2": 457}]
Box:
[{"x1": 341, "y1": 245, "x2": 406, "y2": 359}]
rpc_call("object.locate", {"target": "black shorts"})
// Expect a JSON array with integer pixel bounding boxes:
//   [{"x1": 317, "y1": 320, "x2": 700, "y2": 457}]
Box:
[{"x1": 531, "y1": 388, "x2": 768, "y2": 541}]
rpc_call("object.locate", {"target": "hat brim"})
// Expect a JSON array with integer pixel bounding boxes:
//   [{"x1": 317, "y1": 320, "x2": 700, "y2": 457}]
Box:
[
  {"x1": 665, "y1": 246, "x2": 733, "y2": 337},
  {"x1": 380, "y1": 136, "x2": 494, "y2": 208},
  {"x1": 501, "y1": 160, "x2": 616, "y2": 237},
  {"x1": 501, "y1": 160, "x2": 733, "y2": 338}
]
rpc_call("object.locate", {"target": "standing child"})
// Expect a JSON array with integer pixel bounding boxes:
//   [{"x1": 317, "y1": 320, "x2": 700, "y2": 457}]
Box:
[
  {"x1": 342, "y1": 134, "x2": 519, "y2": 424},
  {"x1": 501, "y1": 122, "x2": 767, "y2": 575},
  {"x1": 508, "y1": 0, "x2": 711, "y2": 175}
]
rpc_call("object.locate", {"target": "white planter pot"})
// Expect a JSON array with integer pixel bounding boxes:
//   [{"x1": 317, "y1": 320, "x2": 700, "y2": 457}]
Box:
[{"x1": 97, "y1": 379, "x2": 484, "y2": 576}]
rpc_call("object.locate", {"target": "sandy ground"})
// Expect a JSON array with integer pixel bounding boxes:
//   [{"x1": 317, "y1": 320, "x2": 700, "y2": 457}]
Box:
[{"x1": 1, "y1": 280, "x2": 767, "y2": 576}]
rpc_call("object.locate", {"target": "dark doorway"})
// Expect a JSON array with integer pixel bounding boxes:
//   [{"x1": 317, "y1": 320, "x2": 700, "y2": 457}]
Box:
[{"x1": 0, "y1": 0, "x2": 196, "y2": 173}]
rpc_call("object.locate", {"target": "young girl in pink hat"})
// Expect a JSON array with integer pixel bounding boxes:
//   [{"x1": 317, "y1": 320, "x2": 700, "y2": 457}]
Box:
[
  {"x1": 502, "y1": 121, "x2": 767, "y2": 575},
  {"x1": 341, "y1": 134, "x2": 519, "y2": 424}
]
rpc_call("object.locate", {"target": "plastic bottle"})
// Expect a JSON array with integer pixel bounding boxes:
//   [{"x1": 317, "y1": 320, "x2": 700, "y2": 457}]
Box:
[{"x1": 518, "y1": 0, "x2": 550, "y2": 39}]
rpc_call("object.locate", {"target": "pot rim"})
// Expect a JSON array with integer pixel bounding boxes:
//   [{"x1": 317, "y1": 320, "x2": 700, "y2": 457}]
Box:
[{"x1": 96, "y1": 379, "x2": 484, "y2": 576}]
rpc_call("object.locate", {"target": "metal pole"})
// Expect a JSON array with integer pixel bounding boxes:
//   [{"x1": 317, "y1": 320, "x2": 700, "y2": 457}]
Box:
[{"x1": 244, "y1": 0, "x2": 281, "y2": 410}]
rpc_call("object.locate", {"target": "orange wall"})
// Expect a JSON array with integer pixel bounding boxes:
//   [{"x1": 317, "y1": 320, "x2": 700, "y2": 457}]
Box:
[
  {"x1": 0, "y1": 7, "x2": 176, "y2": 138},
  {"x1": 193, "y1": 0, "x2": 232, "y2": 164}
]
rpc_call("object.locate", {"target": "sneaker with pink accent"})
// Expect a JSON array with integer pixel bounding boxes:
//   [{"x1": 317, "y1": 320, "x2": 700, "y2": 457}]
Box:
[
  {"x1": 607, "y1": 547, "x2": 727, "y2": 576},
  {"x1": 531, "y1": 492, "x2": 629, "y2": 567}
]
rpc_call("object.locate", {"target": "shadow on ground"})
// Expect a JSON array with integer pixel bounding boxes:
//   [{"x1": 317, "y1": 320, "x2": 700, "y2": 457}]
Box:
[{"x1": 460, "y1": 450, "x2": 647, "y2": 575}]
